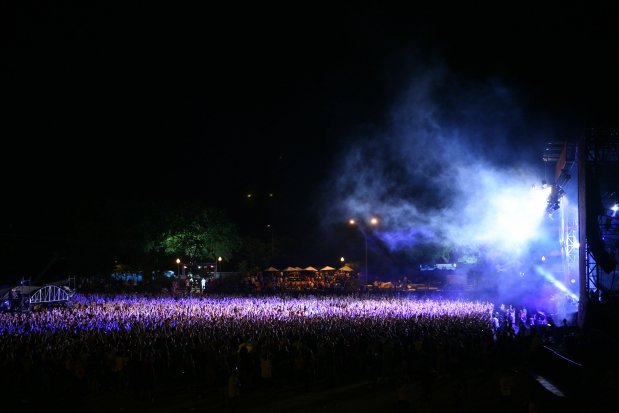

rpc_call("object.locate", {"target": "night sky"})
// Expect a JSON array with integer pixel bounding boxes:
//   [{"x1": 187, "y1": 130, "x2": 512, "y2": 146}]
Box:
[{"x1": 4, "y1": 3, "x2": 619, "y2": 281}]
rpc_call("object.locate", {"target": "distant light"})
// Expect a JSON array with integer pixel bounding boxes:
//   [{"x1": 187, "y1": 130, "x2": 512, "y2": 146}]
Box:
[
  {"x1": 247, "y1": 194, "x2": 252, "y2": 198},
  {"x1": 269, "y1": 193, "x2": 274, "y2": 197},
  {"x1": 218, "y1": 256, "x2": 223, "y2": 262},
  {"x1": 370, "y1": 217, "x2": 378, "y2": 225},
  {"x1": 534, "y1": 265, "x2": 579, "y2": 301},
  {"x1": 349, "y1": 219, "x2": 356, "y2": 225},
  {"x1": 340, "y1": 257, "x2": 345, "y2": 262},
  {"x1": 573, "y1": 241, "x2": 580, "y2": 249},
  {"x1": 612, "y1": 204, "x2": 619, "y2": 212},
  {"x1": 570, "y1": 279, "x2": 576, "y2": 284},
  {"x1": 541, "y1": 256, "x2": 546, "y2": 261}
]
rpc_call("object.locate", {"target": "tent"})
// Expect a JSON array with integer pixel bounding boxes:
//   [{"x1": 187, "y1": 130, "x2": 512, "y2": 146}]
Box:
[
  {"x1": 293, "y1": 266, "x2": 304, "y2": 271},
  {"x1": 320, "y1": 266, "x2": 336, "y2": 271},
  {"x1": 264, "y1": 266, "x2": 279, "y2": 272},
  {"x1": 339, "y1": 265, "x2": 355, "y2": 272},
  {"x1": 303, "y1": 266, "x2": 318, "y2": 272},
  {"x1": 283, "y1": 266, "x2": 298, "y2": 272}
]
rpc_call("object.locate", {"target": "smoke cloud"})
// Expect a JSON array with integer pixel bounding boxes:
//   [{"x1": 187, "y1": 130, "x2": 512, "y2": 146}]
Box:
[
  {"x1": 325, "y1": 67, "x2": 548, "y2": 254},
  {"x1": 320, "y1": 64, "x2": 579, "y2": 319}
]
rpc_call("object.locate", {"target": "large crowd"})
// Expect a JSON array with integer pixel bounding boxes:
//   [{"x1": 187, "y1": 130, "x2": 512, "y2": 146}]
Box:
[{"x1": 0, "y1": 290, "x2": 585, "y2": 410}]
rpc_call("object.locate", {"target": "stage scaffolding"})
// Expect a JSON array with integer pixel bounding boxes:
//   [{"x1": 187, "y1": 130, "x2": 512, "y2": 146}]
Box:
[{"x1": 544, "y1": 128, "x2": 619, "y2": 327}]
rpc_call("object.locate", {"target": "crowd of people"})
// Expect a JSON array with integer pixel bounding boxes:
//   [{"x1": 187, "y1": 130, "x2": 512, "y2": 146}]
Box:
[{"x1": 0, "y1": 290, "x2": 590, "y2": 411}]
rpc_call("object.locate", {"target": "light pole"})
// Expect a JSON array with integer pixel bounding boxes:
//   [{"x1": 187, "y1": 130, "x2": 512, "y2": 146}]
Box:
[
  {"x1": 267, "y1": 224, "x2": 274, "y2": 264},
  {"x1": 176, "y1": 258, "x2": 181, "y2": 277},
  {"x1": 349, "y1": 217, "x2": 379, "y2": 288},
  {"x1": 217, "y1": 256, "x2": 222, "y2": 277},
  {"x1": 364, "y1": 237, "x2": 368, "y2": 286}
]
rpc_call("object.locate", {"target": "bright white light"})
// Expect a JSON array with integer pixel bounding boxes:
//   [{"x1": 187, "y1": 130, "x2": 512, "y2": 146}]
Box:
[
  {"x1": 612, "y1": 204, "x2": 619, "y2": 212},
  {"x1": 570, "y1": 279, "x2": 576, "y2": 284},
  {"x1": 541, "y1": 256, "x2": 546, "y2": 261},
  {"x1": 573, "y1": 241, "x2": 580, "y2": 249},
  {"x1": 534, "y1": 265, "x2": 579, "y2": 301},
  {"x1": 473, "y1": 184, "x2": 551, "y2": 251}
]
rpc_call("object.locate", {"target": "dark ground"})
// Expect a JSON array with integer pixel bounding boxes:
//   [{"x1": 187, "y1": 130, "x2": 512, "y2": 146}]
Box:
[{"x1": 14, "y1": 365, "x2": 579, "y2": 413}]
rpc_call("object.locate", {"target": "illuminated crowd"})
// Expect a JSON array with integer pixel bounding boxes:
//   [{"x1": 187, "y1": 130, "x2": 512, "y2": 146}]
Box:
[
  {"x1": 0, "y1": 294, "x2": 503, "y2": 400},
  {"x1": 0, "y1": 291, "x2": 587, "y2": 412}
]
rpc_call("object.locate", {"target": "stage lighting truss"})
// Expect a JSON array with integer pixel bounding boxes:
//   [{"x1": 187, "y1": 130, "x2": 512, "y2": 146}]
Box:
[
  {"x1": 544, "y1": 164, "x2": 571, "y2": 215},
  {"x1": 543, "y1": 142, "x2": 574, "y2": 216},
  {"x1": 546, "y1": 184, "x2": 566, "y2": 215}
]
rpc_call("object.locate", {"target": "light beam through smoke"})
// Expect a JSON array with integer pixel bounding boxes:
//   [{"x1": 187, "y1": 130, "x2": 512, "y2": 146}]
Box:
[{"x1": 321, "y1": 65, "x2": 576, "y2": 316}]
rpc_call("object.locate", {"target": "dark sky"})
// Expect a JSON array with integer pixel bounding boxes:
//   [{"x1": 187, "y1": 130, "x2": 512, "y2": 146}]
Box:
[{"x1": 4, "y1": 2, "x2": 619, "y2": 279}]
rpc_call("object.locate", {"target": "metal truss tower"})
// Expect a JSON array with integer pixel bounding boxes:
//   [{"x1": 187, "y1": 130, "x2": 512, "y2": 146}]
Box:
[
  {"x1": 577, "y1": 128, "x2": 619, "y2": 327},
  {"x1": 544, "y1": 142, "x2": 578, "y2": 321},
  {"x1": 544, "y1": 129, "x2": 619, "y2": 327}
]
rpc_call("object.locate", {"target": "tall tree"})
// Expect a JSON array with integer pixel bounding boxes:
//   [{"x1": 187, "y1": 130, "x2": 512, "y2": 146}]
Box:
[{"x1": 159, "y1": 208, "x2": 241, "y2": 268}]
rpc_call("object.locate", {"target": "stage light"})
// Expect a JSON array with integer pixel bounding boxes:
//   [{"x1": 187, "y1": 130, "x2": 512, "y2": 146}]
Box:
[{"x1": 545, "y1": 184, "x2": 565, "y2": 215}]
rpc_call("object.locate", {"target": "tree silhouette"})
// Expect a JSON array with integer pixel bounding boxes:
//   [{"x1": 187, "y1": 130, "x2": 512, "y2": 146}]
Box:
[{"x1": 159, "y1": 208, "x2": 241, "y2": 269}]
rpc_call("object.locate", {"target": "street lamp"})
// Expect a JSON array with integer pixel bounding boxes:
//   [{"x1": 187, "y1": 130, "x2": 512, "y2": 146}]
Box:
[
  {"x1": 216, "y1": 256, "x2": 222, "y2": 277},
  {"x1": 176, "y1": 258, "x2": 181, "y2": 277},
  {"x1": 267, "y1": 224, "x2": 274, "y2": 263},
  {"x1": 349, "y1": 217, "x2": 379, "y2": 288}
]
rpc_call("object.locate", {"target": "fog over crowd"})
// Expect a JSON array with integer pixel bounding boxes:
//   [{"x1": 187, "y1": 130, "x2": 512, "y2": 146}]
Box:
[{"x1": 320, "y1": 65, "x2": 579, "y2": 319}]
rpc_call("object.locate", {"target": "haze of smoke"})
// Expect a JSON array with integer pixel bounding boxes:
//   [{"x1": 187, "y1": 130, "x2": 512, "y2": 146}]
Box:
[
  {"x1": 320, "y1": 64, "x2": 580, "y2": 318},
  {"x1": 324, "y1": 66, "x2": 550, "y2": 260}
]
